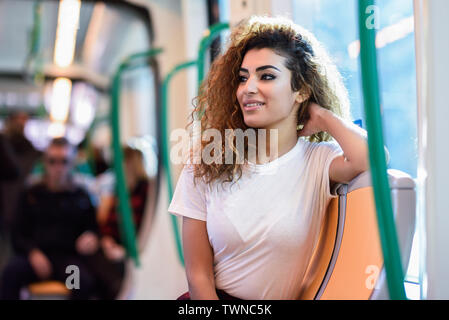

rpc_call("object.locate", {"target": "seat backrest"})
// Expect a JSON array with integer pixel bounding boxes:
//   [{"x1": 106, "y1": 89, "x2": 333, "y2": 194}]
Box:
[
  {"x1": 370, "y1": 170, "x2": 416, "y2": 299},
  {"x1": 298, "y1": 170, "x2": 416, "y2": 299}
]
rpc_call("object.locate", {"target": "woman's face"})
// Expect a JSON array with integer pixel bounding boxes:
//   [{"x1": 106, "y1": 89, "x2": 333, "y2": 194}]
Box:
[{"x1": 236, "y1": 47, "x2": 301, "y2": 130}]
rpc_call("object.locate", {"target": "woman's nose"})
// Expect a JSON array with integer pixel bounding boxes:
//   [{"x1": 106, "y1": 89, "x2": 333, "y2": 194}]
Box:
[{"x1": 244, "y1": 76, "x2": 258, "y2": 94}]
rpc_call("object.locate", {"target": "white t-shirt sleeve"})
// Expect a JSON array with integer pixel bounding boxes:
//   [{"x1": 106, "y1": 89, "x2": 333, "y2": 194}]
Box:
[
  {"x1": 313, "y1": 141, "x2": 343, "y2": 199},
  {"x1": 168, "y1": 165, "x2": 208, "y2": 221}
]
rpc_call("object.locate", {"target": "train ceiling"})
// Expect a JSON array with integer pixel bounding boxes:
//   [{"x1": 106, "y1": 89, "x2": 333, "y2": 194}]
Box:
[{"x1": 0, "y1": 0, "x2": 153, "y2": 91}]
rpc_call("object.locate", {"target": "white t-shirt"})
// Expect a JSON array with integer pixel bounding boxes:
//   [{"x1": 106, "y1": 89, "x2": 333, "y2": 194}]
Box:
[{"x1": 168, "y1": 137, "x2": 342, "y2": 300}]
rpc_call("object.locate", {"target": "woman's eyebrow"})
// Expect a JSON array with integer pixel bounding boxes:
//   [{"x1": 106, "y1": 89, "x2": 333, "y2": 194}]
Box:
[
  {"x1": 256, "y1": 65, "x2": 281, "y2": 72},
  {"x1": 239, "y1": 65, "x2": 281, "y2": 73}
]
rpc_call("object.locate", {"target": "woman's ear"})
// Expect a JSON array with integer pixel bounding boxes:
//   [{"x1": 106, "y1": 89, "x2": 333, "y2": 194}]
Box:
[{"x1": 295, "y1": 91, "x2": 310, "y2": 104}]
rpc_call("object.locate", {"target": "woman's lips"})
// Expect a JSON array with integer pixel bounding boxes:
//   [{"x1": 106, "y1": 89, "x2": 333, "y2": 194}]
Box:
[{"x1": 243, "y1": 102, "x2": 265, "y2": 111}]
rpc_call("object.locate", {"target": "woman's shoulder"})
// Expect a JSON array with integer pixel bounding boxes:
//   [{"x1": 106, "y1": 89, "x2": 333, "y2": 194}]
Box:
[
  {"x1": 300, "y1": 137, "x2": 340, "y2": 151},
  {"x1": 299, "y1": 138, "x2": 342, "y2": 161}
]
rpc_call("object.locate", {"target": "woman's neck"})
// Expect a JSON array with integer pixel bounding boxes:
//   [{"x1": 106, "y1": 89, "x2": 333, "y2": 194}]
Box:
[{"x1": 256, "y1": 123, "x2": 298, "y2": 164}]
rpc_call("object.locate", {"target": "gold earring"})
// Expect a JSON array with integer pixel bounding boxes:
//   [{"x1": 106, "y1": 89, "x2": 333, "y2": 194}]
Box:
[{"x1": 297, "y1": 124, "x2": 304, "y2": 131}]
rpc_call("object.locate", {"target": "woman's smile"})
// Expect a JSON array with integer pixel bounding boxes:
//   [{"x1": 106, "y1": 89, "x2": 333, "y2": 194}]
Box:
[{"x1": 242, "y1": 99, "x2": 265, "y2": 111}]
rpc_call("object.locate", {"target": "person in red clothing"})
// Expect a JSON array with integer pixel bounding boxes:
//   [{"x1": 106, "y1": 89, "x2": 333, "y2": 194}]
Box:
[{"x1": 85, "y1": 146, "x2": 149, "y2": 299}]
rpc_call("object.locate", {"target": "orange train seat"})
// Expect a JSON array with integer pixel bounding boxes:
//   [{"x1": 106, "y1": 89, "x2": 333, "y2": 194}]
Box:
[
  {"x1": 299, "y1": 169, "x2": 416, "y2": 300},
  {"x1": 24, "y1": 281, "x2": 70, "y2": 300}
]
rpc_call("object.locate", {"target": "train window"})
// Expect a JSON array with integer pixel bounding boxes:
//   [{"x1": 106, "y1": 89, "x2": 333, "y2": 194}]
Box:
[
  {"x1": 293, "y1": 0, "x2": 417, "y2": 177},
  {"x1": 293, "y1": 0, "x2": 420, "y2": 297}
]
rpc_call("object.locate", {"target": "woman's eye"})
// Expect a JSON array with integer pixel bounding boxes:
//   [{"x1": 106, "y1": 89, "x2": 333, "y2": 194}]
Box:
[
  {"x1": 238, "y1": 75, "x2": 247, "y2": 82},
  {"x1": 261, "y1": 74, "x2": 276, "y2": 80}
]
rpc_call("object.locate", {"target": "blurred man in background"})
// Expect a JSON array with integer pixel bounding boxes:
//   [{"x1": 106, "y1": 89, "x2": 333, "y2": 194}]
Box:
[
  {"x1": 0, "y1": 111, "x2": 40, "y2": 233},
  {"x1": 0, "y1": 132, "x2": 20, "y2": 229},
  {"x1": 0, "y1": 133, "x2": 20, "y2": 273},
  {"x1": 0, "y1": 137, "x2": 99, "y2": 300}
]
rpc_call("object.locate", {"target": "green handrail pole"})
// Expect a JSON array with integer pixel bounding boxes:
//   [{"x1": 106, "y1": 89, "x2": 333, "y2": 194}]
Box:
[
  {"x1": 111, "y1": 68, "x2": 138, "y2": 266},
  {"x1": 25, "y1": 1, "x2": 43, "y2": 84},
  {"x1": 161, "y1": 60, "x2": 197, "y2": 267},
  {"x1": 358, "y1": 0, "x2": 406, "y2": 299},
  {"x1": 30, "y1": 1, "x2": 41, "y2": 59},
  {"x1": 110, "y1": 48, "x2": 163, "y2": 267},
  {"x1": 197, "y1": 22, "x2": 230, "y2": 87},
  {"x1": 162, "y1": 23, "x2": 229, "y2": 266}
]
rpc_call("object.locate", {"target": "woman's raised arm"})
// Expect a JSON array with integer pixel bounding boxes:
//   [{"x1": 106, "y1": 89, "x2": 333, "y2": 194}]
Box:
[{"x1": 299, "y1": 102, "x2": 369, "y2": 183}]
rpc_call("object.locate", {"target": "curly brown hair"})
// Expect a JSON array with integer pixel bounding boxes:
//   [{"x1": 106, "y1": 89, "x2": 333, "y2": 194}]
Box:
[{"x1": 188, "y1": 16, "x2": 351, "y2": 185}]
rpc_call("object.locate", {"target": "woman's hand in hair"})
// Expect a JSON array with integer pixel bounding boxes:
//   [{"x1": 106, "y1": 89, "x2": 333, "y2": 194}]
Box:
[
  {"x1": 297, "y1": 102, "x2": 329, "y2": 137},
  {"x1": 297, "y1": 102, "x2": 369, "y2": 183}
]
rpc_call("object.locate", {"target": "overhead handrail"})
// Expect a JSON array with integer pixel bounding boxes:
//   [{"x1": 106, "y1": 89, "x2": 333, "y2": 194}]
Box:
[
  {"x1": 358, "y1": 0, "x2": 407, "y2": 299},
  {"x1": 111, "y1": 48, "x2": 163, "y2": 267}
]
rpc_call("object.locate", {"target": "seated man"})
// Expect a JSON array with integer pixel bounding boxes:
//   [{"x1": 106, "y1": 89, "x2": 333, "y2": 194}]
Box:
[{"x1": 0, "y1": 137, "x2": 99, "y2": 300}]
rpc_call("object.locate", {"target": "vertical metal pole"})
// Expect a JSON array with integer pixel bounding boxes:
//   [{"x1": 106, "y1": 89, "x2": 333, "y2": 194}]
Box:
[{"x1": 358, "y1": 0, "x2": 407, "y2": 299}]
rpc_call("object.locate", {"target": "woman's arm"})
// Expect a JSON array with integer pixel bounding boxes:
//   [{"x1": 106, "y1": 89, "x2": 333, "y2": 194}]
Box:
[
  {"x1": 300, "y1": 103, "x2": 369, "y2": 183},
  {"x1": 96, "y1": 194, "x2": 114, "y2": 225},
  {"x1": 182, "y1": 217, "x2": 219, "y2": 300}
]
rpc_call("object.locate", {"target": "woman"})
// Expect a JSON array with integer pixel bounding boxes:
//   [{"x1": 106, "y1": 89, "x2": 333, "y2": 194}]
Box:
[
  {"x1": 168, "y1": 16, "x2": 369, "y2": 300},
  {"x1": 87, "y1": 146, "x2": 149, "y2": 299},
  {"x1": 97, "y1": 146, "x2": 149, "y2": 250}
]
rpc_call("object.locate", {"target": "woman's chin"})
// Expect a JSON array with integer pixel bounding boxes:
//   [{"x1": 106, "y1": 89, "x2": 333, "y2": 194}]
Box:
[{"x1": 243, "y1": 117, "x2": 268, "y2": 129}]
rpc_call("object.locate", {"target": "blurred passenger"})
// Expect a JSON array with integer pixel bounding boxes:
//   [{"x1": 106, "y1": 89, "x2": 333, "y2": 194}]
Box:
[
  {"x1": 0, "y1": 137, "x2": 99, "y2": 300},
  {"x1": 71, "y1": 139, "x2": 98, "y2": 207},
  {"x1": 0, "y1": 134, "x2": 20, "y2": 230},
  {"x1": 85, "y1": 146, "x2": 149, "y2": 299},
  {"x1": 27, "y1": 138, "x2": 98, "y2": 207},
  {"x1": 0, "y1": 111, "x2": 40, "y2": 232},
  {"x1": 0, "y1": 134, "x2": 20, "y2": 274},
  {"x1": 92, "y1": 146, "x2": 110, "y2": 176},
  {"x1": 75, "y1": 138, "x2": 95, "y2": 177}
]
